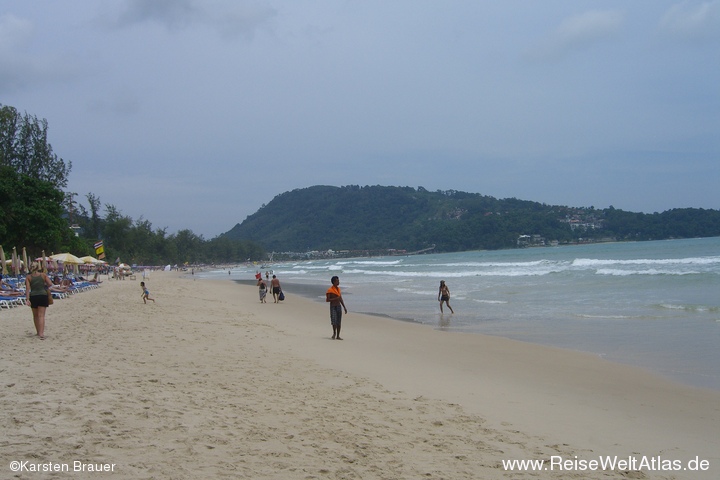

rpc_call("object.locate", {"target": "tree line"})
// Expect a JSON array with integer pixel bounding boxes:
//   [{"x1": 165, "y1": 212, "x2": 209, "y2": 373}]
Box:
[{"x1": 1, "y1": 104, "x2": 265, "y2": 266}]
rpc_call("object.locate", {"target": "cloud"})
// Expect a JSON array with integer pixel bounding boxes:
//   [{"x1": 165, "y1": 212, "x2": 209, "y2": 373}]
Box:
[
  {"x1": 113, "y1": 0, "x2": 276, "y2": 40},
  {"x1": 87, "y1": 88, "x2": 142, "y2": 116},
  {"x1": 659, "y1": 1, "x2": 720, "y2": 40},
  {"x1": 529, "y1": 10, "x2": 625, "y2": 60},
  {"x1": 0, "y1": 13, "x2": 71, "y2": 94},
  {"x1": 0, "y1": 14, "x2": 35, "y2": 91},
  {"x1": 115, "y1": 0, "x2": 200, "y2": 29},
  {"x1": 0, "y1": 13, "x2": 33, "y2": 49}
]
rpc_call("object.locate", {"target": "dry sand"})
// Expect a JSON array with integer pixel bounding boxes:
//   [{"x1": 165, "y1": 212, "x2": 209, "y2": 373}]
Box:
[{"x1": 1, "y1": 272, "x2": 718, "y2": 479}]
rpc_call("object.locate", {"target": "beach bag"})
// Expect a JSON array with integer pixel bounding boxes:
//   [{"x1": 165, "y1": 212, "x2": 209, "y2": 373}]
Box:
[
  {"x1": 47, "y1": 290, "x2": 54, "y2": 305},
  {"x1": 278, "y1": 290, "x2": 285, "y2": 301}
]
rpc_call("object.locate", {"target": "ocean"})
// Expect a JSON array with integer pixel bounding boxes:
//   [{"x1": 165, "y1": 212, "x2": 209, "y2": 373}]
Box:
[{"x1": 199, "y1": 237, "x2": 720, "y2": 391}]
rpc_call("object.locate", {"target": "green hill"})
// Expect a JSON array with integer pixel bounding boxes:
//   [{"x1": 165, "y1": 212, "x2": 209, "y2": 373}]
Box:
[{"x1": 221, "y1": 185, "x2": 720, "y2": 254}]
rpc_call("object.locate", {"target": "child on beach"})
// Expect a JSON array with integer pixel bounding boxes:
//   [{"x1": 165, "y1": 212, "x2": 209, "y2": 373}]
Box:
[{"x1": 140, "y1": 281, "x2": 155, "y2": 304}]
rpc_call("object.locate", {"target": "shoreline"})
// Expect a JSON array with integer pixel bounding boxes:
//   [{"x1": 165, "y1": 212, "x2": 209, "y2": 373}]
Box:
[
  {"x1": 235, "y1": 277, "x2": 720, "y2": 392},
  {"x1": 2, "y1": 271, "x2": 718, "y2": 478},
  {"x1": 234, "y1": 278, "x2": 419, "y2": 322}
]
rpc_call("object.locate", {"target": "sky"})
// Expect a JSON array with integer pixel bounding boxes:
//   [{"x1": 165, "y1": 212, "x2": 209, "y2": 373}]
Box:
[{"x1": 1, "y1": 1, "x2": 719, "y2": 238}]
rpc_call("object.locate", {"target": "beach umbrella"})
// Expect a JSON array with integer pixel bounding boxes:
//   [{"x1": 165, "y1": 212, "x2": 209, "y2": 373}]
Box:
[
  {"x1": 22, "y1": 247, "x2": 28, "y2": 274},
  {"x1": 80, "y1": 255, "x2": 102, "y2": 264},
  {"x1": 50, "y1": 252, "x2": 84, "y2": 264},
  {"x1": 40, "y1": 250, "x2": 47, "y2": 272},
  {"x1": 0, "y1": 245, "x2": 6, "y2": 275}
]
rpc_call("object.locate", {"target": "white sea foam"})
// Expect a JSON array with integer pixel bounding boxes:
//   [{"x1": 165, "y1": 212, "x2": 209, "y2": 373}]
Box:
[
  {"x1": 595, "y1": 268, "x2": 699, "y2": 276},
  {"x1": 573, "y1": 256, "x2": 720, "y2": 267},
  {"x1": 394, "y1": 287, "x2": 432, "y2": 296},
  {"x1": 337, "y1": 260, "x2": 402, "y2": 266},
  {"x1": 575, "y1": 314, "x2": 640, "y2": 320},
  {"x1": 658, "y1": 304, "x2": 719, "y2": 313},
  {"x1": 442, "y1": 260, "x2": 552, "y2": 268}
]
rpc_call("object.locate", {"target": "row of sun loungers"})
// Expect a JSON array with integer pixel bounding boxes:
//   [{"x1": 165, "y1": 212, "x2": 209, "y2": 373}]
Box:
[{"x1": 0, "y1": 276, "x2": 101, "y2": 309}]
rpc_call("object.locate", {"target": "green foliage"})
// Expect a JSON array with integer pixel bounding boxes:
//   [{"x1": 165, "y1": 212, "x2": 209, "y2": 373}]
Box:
[
  {"x1": 224, "y1": 185, "x2": 720, "y2": 253},
  {"x1": 0, "y1": 104, "x2": 72, "y2": 188},
  {"x1": 603, "y1": 207, "x2": 720, "y2": 241},
  {"x1": 0, "y1": 165, "x2": 73, "y2": 252}
]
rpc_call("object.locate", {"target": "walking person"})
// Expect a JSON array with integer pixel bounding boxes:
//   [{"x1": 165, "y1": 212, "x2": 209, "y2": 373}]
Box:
[
  {"x1": 326, "y1": 276, "x2": 348, "y2": 340},
  {"x1": 258, "y1": 277, "x2": 268, "y2": 303},
  {"x1": 438, "y1": 280, "x2": 454, "y2": 314},
  {"x1": 271, "y1": 275, "x2": 282, "y2": 303},
  {"x1": 25, "y1": 261, "x2": 54, "y2": 340}
]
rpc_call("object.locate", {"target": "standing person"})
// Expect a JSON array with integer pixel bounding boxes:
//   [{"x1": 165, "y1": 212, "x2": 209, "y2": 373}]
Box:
[
  {"x1": 270, "y1": 275, "x2": 282, "y2": 303},
  {"x1": 326, "y1": 276, "x2": 348, "y2": 340},
  {"x1": 438, "y1": 280, "x2": 454, "y2": 314},
  {"x1": 140, "y1": 281, "x2": 155, "y2": 303},
  {"x1": 258, "y1": 278, "x2": 268, "y2": 303},
  {"x1": 25, "y1": 261, "x2": 54, "y2": 340}
]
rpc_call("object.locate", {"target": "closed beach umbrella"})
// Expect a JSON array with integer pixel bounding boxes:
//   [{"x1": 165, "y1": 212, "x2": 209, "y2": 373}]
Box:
[
  {"x1": 11, "y1": 247, "x2": 19, "y2": 275},
  {"x1": 40, "y1": 250, "x2": 47, "y2": 272},
  {"x1": 0, "y1": 245, "x2": 6, "y2": 275},
  {"x1": 22, "y1": 247, "x2": 28, "y2": 274}
]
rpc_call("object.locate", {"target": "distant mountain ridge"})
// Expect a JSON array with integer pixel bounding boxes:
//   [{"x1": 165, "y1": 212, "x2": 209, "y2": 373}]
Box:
[{"x1": 222, "y1": 185, "x2": 720, "y2": 253}]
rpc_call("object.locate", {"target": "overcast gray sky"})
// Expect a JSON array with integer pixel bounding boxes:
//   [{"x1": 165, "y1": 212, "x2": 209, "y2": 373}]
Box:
[{"x1": 2, "y1": 1, "x2": 718, "y2": 238}]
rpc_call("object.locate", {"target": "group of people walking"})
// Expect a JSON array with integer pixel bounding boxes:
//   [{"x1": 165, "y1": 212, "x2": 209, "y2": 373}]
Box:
[
  {"x1": 256, "y1": 274, "x2": 282, "y2": 303},
  {"x1": 256, "y1": 272, "x2": 454, "y2": 341}
]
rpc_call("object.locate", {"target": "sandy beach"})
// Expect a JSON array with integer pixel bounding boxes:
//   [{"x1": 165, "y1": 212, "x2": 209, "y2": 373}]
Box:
[{"x1": 1, "y1": 272, "x2": 718, "y2": 479}]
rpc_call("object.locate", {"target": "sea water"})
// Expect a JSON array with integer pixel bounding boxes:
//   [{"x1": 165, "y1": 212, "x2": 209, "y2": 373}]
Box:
[{"x1": 200, "y1": 237, "x2": 720, "y2": 391}]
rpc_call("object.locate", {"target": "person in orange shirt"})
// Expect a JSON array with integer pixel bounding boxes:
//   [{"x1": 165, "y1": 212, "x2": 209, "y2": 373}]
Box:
[{"x1": 326, "y1": 276, "x2": 348, "y2": 340}]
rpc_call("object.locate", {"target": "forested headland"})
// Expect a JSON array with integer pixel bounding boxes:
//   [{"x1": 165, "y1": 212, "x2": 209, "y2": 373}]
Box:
[{"x1": 224, "y1": 185, "x2": 720, "y2": 256}]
